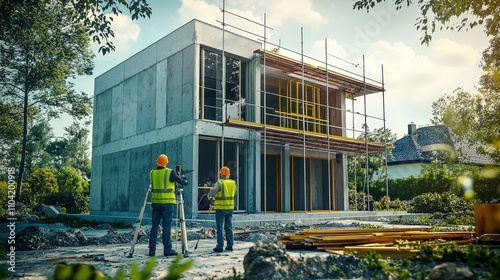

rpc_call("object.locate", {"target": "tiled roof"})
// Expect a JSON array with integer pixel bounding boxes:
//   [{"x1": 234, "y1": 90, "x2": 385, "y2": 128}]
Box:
[{"x1": 388, "y1": 125, "x2": 493, "y2": 166}]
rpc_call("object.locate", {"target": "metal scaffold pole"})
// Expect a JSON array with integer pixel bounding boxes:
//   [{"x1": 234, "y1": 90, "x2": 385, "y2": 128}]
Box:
[
  {"x1": 263, "y1": 13, "x2": 267, "y2": 214},
  {"x1": 382, "y1": 64, "x2": 388, "y2": 210},
  {"x1": 352, "y1": 97, "x2": 357, "y2": 211},
  {"x1": 362, "y1": 55, "x2": 370, "y2": 211},
  {"x1": 325, "y1": 38, "x2": 331, "y2": 212},
  {"x1": 221, "y1": 0, "x2": 226, "y2": 168},
  {"x1": 301, "y1": 27, "x2": 306, "y2": 214}
]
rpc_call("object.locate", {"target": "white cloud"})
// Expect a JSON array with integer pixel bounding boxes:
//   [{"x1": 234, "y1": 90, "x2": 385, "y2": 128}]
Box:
[
  {"x1": 307, "y1": 37, "x2": 485, "y2": 138},
  {"x1": 429, "y1": 38, "x2": 480, "y2": 67},
  {"x1": 310, "y1": 39, "x2": 348, "y2": 66},
  {"x1": 177, "y1": 0, "x2": 326, "y2": 40},
  {"x1": 92, "y1": 14, "x2": 141, "y2": 61},
  {"x1": 353, "y1": 39, "x2": 483, "y2": 137}
]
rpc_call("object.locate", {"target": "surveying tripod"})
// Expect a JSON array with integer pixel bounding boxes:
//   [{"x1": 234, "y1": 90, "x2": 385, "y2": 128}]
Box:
[
  {"x1": 127, "y1": 165, "x2": 190, "y2": 258},
  {"x1": 175, "y1": 165, "x2": 189, "y2": 257}
]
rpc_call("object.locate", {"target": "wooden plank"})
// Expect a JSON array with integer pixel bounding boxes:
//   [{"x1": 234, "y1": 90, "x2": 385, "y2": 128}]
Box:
[{"x1": 302, "y1": 227, "x2": 431, "y2": 234}]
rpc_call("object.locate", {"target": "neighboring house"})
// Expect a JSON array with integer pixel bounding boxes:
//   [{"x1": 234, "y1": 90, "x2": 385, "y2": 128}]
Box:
[
  {"x1": 90, "y1": 19, "x2": 386, "y2": 219},
  {"x1": 387, "y1": 123, "x2": 493, "y2": 178}
]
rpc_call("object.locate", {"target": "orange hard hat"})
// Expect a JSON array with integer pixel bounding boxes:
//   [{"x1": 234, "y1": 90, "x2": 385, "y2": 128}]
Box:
[
  {"x1": 220, "y1": 166, "x2": 230, "y2": 176},
  {"x1": 156, "y1": 154, "x2": 169, "y2": 166}
]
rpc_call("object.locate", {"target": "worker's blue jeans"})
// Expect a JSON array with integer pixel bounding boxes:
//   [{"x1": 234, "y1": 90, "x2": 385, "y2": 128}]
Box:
[
  {"x1": 149, "y1": 203, "x2": 175, "y2": 255},
  {"x1": 215, "y1": 209, "x2": 234, "y2": 249}
]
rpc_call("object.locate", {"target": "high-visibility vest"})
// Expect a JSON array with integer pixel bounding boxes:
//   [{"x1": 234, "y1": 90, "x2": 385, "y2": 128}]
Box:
[
  {"x1": 214, "y1": 179, "x2": 236, "y2": 210},
  {"x1": 150, "y1": 168, "x2": 176, "y2": 204}
]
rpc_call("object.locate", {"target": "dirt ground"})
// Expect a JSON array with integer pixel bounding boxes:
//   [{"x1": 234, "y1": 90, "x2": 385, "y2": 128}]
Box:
[{"x1": 10, "y1": 235, "x2": 330, "y2": 280}]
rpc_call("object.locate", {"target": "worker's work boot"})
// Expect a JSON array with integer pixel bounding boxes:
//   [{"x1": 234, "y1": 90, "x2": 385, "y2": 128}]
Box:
[
  {"x1": 213, "y1": 247, "x2": 223, "y2": 253},
  {"x1": 164, "y1": 250, "x2": 177, "y2": 256},
  {"x1": 225, "y1": 246, "x2": 233, "y2": 251}
]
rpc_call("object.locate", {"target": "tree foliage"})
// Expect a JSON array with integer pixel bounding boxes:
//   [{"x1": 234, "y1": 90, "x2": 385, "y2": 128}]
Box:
[
  {"x1": 1, "y1": 1, "x2": 94, "y2": 200},
  {"x1": 348, "y1": 127, "x2": 397, "y2": 191},
  {"x1": 431, "y1": 88, "x2": 500, "y2": 164},
  {"x1": 27, "y1": 166, "x2": 58, "y2": 204},
  {"x1": 352, "y1": 0, "x2": 500, "y2": 45},
  {"x1": 1, "y1": 0, "x2": 152, "y2": 55},
  {"x1": 47, "y1": 122, "x2": 91, "y2": 178},
  {"x1": 57, "y1": 165, "x2": 89, "y2": 195},
  {"x1": 25, "y1": 119, "x2": 54, "y2": 179}
]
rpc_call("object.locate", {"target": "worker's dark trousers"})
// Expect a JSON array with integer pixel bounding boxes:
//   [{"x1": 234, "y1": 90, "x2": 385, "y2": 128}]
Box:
[
  {"x1": 149, "y1": 203, "x2": 175, "y2": 255},
  {"x1": 215, "y1": 209, "x2": 234, "y2": 249}
]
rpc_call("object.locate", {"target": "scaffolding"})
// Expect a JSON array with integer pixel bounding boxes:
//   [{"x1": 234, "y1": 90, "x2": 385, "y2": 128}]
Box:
[{"x1": 216, "y1": 0, "x2": 388, "y2": 213}]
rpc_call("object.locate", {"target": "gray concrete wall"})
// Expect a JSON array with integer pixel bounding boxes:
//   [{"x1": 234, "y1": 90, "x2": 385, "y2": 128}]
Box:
[{"x1": 91, "y1": 19, "x2": 262, "y2": 217}]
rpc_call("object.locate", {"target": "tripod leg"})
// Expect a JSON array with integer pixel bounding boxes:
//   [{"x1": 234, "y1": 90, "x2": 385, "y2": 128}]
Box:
[
  {"x1": 179, "y1": 192, "x2": 189, "y2": 257},
  {"x1": 127, "y1": 186, "x2": 150, "y2": 258}
]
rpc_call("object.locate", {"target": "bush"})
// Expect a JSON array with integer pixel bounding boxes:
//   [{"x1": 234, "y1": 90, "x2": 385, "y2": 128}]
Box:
[
  {"x1": 0, "y1": 182, "x2": 8, "y2": 220},
  {"x1": 409, "y1": 191, "x2": 474, "y2": 215},
  {"x1": 44, "y1": 191, "x2": 90, "y2": 214},
  {"x1": 27, "y1": 166, "x2": 58, "y2": 205},
  {"x1": 18, "y1": 182, "x2": 32, "y2": 205},
  {"x1": 349, "y1": 190, "x2": 373, "y2": 211},
  {"x1": 57, "y1": 165, "x2": 89, "y2": 195},
  {"x1": 374, "y1": 196, "x2": 407, "y2": 211}
]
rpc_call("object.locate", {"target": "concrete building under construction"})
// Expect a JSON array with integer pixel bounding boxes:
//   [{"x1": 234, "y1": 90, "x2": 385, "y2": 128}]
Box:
[{"x1": 90, "y1": 17, "x2": 387, "y2": 220}]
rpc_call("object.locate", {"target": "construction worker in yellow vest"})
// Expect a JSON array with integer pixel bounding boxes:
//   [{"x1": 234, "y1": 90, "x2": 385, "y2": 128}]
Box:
[
  {"x1": 149, "y1": 154, "x2": 188, "y2": 257},
  {"x1": 208, "y1": 166, "x2": 237, "y2": 252}
]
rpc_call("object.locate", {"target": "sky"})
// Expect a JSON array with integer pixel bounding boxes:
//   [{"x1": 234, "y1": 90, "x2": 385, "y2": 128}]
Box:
[{"x1": 56, "y1": 0, "x2": 490, "y2": 142}]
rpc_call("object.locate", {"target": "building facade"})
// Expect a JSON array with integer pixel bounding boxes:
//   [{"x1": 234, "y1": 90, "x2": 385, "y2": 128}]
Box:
[{"x1": 90, "y1": 19, "x2": 385, "y2": 218}]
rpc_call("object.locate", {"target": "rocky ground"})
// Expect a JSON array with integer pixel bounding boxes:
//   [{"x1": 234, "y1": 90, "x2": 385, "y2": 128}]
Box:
[{"x1": 2, "y1": 216, "x2": 498, "y2": 280}]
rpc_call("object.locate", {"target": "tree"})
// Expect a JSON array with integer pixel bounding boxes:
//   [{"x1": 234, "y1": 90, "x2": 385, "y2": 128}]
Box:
[
  {"x1": 0, "y1": 102, "x2": 22, "y2": 175},
  {"x1": 348, "y1": 127, "x2": 396, "y2": 191},
  {"x1": 25, "y1": 119, "x2": 54, "y2": 179},
  {"x1": 57, "y1": 165, "x2": 89, "y2": 194},
  {"x1": 1, "y1": 0, "x2": 152, "y2": 55},
  {"x1": 431, "y1": 88, "x2": 500, "y2": 164},
  {"x1": 352, "y1": 0, "x2": 499, "y2": 45},
  {"x1": 1, "y1": 1, "x2": 94, "y2": 201},
  {"x1": 46, "y1": 122, "x2": 91, "y2": 178},
  {"x1": 27, "y1": 166, "x2": 58, "y2": 205}
]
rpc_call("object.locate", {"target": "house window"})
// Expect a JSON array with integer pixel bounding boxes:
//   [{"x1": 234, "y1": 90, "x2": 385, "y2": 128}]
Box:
[
  {"x1": 264, "y1": 77, "x2": 327, "y2": 133},
  {"x1": 199, "y1": 48, "x2": 246, "y2": 121},
  {"x1": 198, "y1": 138, "x2": 247, "y2": 212}
]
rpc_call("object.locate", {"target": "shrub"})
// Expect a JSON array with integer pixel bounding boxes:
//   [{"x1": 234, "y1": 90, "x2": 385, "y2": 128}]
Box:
[
  {"x1": 45, "y1": 191, "x2": 90, "y2": 214},
  {"x1": 27, "y1": 167, "x2": 58, "y2": 205},
  {"x1": 349, "y1": 189, "x2": 373, "y2": 211},
  {"x1": 57, "y1": 165, "x2": 89, "y2": 195},
  {"x1": 0, "y1": 182, "x2": 8, "y2": 220},
  {"x1": 374, "y1": 196, "x2": 407, "y2": 211}
]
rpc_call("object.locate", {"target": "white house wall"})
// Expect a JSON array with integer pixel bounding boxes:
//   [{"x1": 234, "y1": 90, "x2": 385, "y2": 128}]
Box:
[{"x1": 387, "y1": 163, "x2": 427, "y2": 179}]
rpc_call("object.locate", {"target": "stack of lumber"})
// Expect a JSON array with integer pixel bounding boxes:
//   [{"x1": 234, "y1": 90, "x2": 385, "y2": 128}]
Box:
[{"x1": 278, "y1": 227, "x2": 475, "y2": 258}]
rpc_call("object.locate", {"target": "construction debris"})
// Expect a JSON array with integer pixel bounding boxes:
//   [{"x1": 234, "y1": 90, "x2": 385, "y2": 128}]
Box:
[{"x1": 278, "y1": 227, "x2": 476, "y2": 258}]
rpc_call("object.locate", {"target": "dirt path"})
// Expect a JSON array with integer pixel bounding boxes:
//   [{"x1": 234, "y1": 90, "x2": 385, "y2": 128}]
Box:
[{"x1": 11, "y1": 238, "x2": 330, "y2": 279}]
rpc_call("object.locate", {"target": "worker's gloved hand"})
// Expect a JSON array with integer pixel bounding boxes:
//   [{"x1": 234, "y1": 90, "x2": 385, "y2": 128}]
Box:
[
  {"x1": 208, "y1": 197, "x2": 215, "y2": 207},
  {"x1": 181, "y1": 175, "x2": 188, "y2": 186}
]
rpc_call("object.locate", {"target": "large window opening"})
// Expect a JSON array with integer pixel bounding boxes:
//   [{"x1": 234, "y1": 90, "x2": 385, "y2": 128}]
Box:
[
  {"x1": 199, "y1": 48, "x2": 247, "y2": 121},
  {"x1": 197, "y1": 138, "x2": 247, "y2": 212},
  {"x1": 262, "y1": 76, "x2": 328, "y2": 133},
  {"x1": 260, "y1": 154, "x2": 281, "y2": 212},
  {"x1": 290, "y1": 156, "x2": 334, "y2": 211}
]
